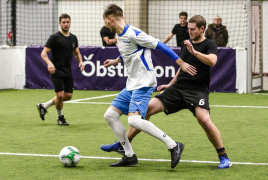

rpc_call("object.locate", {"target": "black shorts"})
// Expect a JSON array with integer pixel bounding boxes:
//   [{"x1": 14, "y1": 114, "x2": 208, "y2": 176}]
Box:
[
  {"x1": 51, "y1": 76, "x2": 74, "y2": 93},
  {"x1": 154, "y1": 85, "x2": 210, "y2": 116}
]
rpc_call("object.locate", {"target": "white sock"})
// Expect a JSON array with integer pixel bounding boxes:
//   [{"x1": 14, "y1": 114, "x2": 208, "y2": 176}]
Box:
[
  {"x1": 104, "y1": 108, "x2": 134, "y2": 157},
  {"x1": 128, "y1": 115, "x2": 176, "y2": 149},
  {"x1": 57, "y1": 110, "x2": 63, "y2": 117},
  {"x1": 42, "y1": 100, "x2": 54, "y2": 109}
]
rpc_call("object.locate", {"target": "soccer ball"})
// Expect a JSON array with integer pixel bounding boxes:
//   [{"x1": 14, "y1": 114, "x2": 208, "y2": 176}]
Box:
[{"x1": 59, "y1": 146, "x2": 80, "y2": 167}]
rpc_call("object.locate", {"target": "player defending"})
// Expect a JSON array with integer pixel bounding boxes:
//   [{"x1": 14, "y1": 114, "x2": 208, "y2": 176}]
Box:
[
  {"x1": 101, "y1": 4, "x2": 196, "y2": 168},
  {"x1": 101, "y1": 15, "x2": 232, "y2": 169},
  {"x1": 37, "y1": 14, "x2": 84, "y2": 125}
]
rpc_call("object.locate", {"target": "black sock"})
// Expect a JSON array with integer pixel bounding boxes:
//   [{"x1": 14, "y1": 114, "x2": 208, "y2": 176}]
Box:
[
  {"x1": 216, "y1": 147, "x2": 228, "y2": 158},
  {"x1": 128, "y1": 138, "x2": 132, "y2": 143}
]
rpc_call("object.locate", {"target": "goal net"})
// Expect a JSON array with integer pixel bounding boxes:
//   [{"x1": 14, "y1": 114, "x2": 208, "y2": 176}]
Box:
[{"x1": 0, "y1": 0, "x2": 248, "y2": 48}]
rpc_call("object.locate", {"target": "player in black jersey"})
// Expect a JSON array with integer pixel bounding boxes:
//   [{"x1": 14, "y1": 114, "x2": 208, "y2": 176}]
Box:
[
  {"x1": 100, "y1": 22, "x2": 117, "y2": 46},
  {"x1": 101, "y1": 15, "x2": 231, "y2": 169},
  {"x1": 36, "y1": 14, "x2": 84, "y2": 125},
  {"x1": 163, "y1": 12, "x2": 190, "y2": 47}
]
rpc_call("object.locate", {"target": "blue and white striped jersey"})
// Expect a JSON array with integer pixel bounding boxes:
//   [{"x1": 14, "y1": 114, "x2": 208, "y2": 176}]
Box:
[{"x1": 116, "y1": 24, "x2": 159, "y2": 91}]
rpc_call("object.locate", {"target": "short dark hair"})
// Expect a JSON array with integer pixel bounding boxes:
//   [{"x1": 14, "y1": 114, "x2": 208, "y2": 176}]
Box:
[
  {"x1": 188, "y1": 15, "x2": 206, "y2": 31},
  {"x1": 179, "y1": 12, "x2": 188, "y2": 19},
  {"x1": 59, "y1": 14, "x2": 71, "y2": 22},
  {"x1": 103, "y1": 4, "x2": 123, "y2": 19}
]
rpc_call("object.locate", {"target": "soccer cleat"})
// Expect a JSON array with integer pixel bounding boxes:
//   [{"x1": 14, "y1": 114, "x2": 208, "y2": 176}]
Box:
[
  {"x1": 110, "y1": 154, "x2": 138, "y2": 167},
  {"x1": 36, "y1": 103, "x2": 47, "y2": 121},
  {"x1": 169, "y1": 141, "x2": 185, "y2": 168},
  {"x1": 100, "y1": 141, "x2": 125, "y2": 155},
  {"x1": 57, "y1": 115, "x2": 69, "y2": 126},
  {"x1": 218, "y1": 156, "x2": 232, "y2": 169}
]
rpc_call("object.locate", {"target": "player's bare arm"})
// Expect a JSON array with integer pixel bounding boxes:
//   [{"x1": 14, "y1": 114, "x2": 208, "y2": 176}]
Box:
[
  {"x1": 184, "y1": 40, "x2": 217, "y2": 66},
  {"x1": 73, "y1": 47, "x2": 84, "y2": 72},
  {"x1": 41, "y1": 47, "x2": 56, "y2": 74},
  {"x1": 106, "y1": 35, "x2": 117, "y2": 45},
  {"x1": 163, "y1": 32, "x2": 174, "y2": 44},
  {"x1": 108, "y1": 38, "x2": 117, "y2": 45},
  {"x1": 111, "y1": 34, "x2": 117, "y2": 44},
  {"x1": 157, "y1": 68, "x2": 181, "y2": 92},
  {"x1": 102, "y1": 37, "x2": 111, "y2": 45},
  {"x1": 104, "y1": 57, "x2": 121, "y2": 67},
  {"x1": 155, "y1": 40, "x2": 196, "y2": 76},
  {"x1": 104, "y1": 35, "x2": 117, "y2": 45},
  {"x1": 175, "y1": 57, "x2": 196, "y2": 76}
]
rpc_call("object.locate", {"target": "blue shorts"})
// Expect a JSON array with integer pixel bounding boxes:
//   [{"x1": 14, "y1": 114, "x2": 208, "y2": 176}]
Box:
[{"x1": 111, "y1": 87, "x2": 156, "y2": 118}]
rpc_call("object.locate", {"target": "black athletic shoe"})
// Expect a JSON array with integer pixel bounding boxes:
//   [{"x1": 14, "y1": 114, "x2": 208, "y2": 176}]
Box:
[
  {"x1": 57, "y1": 115, "x2": 69, "y2": 126},
  {"x1": 36, "y1": 103, "x2": 47, "y2": 121},
  {"x1": 110, "y1": 154, "x2": 138, "y2": 167},
  {"x1": 169, "y1": 141, "x2": 185, "y2": 168}
]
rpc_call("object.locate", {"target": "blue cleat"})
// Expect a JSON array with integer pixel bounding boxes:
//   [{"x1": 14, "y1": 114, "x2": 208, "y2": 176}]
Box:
[
  {"x1": 100, "y1": 141, "x2": 125, "y2": 155},
  {"x1": 218, "y1": 156, "x2": 232, "y2": 169}
]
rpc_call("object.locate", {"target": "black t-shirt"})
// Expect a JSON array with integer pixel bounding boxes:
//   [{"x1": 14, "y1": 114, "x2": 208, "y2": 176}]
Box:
[
  {"x1": 100, "y1": 26, "x2": 116, "y2": 46},
  {"x1": 175, "y1": 38, "x2": 218, "y2": 92},
  {"x1": 45, "y1": 31, "x2": 78, "y2": 78},
  {"x1": 172, "y1": 23, "x2": 190, "y2": 47}
]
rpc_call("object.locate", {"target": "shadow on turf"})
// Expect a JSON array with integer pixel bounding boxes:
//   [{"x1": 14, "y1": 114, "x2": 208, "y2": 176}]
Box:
[
  {"x1": 92, "y1": 160, "x2": 219, "y2": 172},
  {"x1": 60, "y1": 166, "x2": 86, "y2": 169}
]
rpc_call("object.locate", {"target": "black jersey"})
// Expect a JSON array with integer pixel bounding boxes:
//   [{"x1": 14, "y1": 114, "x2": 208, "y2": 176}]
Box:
[
  {"x1": 175, "y1": 38, "x2": 218, "y2": 92},
  {"x1": 172, "y1": 23, "x2": 190, "y2": 47},
  {"x1": 100, "y1": 26, "x2": 116, "y2": 46},
  {"x1": 45, "y1": 31, "x2": 78, "y2": 78}
]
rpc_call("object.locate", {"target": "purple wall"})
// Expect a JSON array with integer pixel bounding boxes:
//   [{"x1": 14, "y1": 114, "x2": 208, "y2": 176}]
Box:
[{"x1": 25, "y1": 46, "x2": 236, "y2": 92}]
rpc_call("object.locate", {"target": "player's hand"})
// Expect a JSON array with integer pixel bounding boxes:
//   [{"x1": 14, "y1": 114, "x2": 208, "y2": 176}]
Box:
[
  {"x1": 104, "y1": 59, "x2": 118, "y2": 67},
  {"x1": 157, "y1": 84, "x2": 170, "y2": 92},
  {"x1": 79, "y1": 62, "x2": 84, "y2": 72},
  {"x1": 180, "y1": 62, "x2": 197, "y2": 76},
  {"x1": 184, "y1": 40, "x2": 198, "y2": 55},
  {"x1": 48, "y1": 63, "x2": 56, "y2": 74},
  {"x1": 107, "y1": 39, "x2": 114, "y2": 45}
]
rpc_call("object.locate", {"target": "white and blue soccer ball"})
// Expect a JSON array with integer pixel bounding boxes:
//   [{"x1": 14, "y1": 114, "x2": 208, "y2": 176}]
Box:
[{"x1": 59, "y1": 146, "x2": 80, "y2": 167}]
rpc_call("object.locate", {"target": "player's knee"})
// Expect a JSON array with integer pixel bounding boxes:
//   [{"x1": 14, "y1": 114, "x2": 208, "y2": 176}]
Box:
[
  {"x1": 197, "y1": 116, "x2": 211, "y2": 129},
  {"x1": 56, "y1": 92, "x2": 64, "y2": 100},
  {"x1": 128, "y1": 115, "x2": 141, "y2": 129},
  {"x1": 104, "y1": 108, "x2": 120, "y2": 123},
  {"x1": 146, "y1": 98, "x2": 163, "y2": 118},
  {"x1": 146, "y1": 104, "x2": 154, "y2": 117},
  {"x1": 64, "y1": 94, "x2": 72, "y2": 101}
]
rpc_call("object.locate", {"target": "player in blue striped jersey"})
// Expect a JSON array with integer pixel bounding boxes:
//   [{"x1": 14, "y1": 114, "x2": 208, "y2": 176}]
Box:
[{"x1": 101, "y1": 4, "x2": 196, "y2": 168}]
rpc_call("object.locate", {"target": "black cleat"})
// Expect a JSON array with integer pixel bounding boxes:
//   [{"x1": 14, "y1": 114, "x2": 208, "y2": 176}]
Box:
[
  {"x1": 36, "y1": 103, "x2": 47, "y2": 121},
  {"x1": 57, "y1": 115, "x2": 69, "y2": 126},
  {"x1": 169, "y1": 141, "x2": 184, "y2": 168},
  {"x1": 110, "y1": 154, "x2": 138, "y2": 167}
]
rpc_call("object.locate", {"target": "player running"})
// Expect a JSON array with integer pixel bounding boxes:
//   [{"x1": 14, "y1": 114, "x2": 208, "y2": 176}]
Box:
[{"x1": 101, "y1": 4, "x2": 197, "y2": 168}]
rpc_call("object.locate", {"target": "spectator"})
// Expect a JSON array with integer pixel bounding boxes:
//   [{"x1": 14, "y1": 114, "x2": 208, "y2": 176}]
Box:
[
  {"x1": 100, "y1": 22, "x2": 117, "y2": 46},
  {"x1": 163, "y1": 12, "x2": 190, "y2": 47},
  {"x1": 205, "y1": 15, "x2": 228, "y2": 47}
]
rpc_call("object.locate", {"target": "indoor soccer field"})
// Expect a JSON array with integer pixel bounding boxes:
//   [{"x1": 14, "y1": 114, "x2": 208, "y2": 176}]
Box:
[{"x1": 0, "y1": 89, "x2": 267, "y2": 179}]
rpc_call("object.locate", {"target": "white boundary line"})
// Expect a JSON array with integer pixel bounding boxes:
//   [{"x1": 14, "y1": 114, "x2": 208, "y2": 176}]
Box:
[
  {"x1": 67, "y1": 102, "x2": 111, "y2": 104},
  {"x1": 65, "y1": 93, "x2": 118, "y2": 103},
  {"x1": 0, "y1": 152, "x2": 267, "y2": 166},
  {"x1": 65, "y1": 94, "x2": 268, "y2": 109},
  {"x1": 66, "y1": 101, "x2": 268, "y2": 109},
  {"x1": 253, "y1": 93, "x2": 268, "y2": 95},
  {"x1": 210, "y1": 105, "x2": 268, "y2": 108}
]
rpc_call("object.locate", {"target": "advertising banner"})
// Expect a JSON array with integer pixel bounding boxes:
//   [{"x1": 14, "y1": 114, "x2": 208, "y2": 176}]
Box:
[{"x1": 26, "y1": 46, "x2": 236, "y2": 92}]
